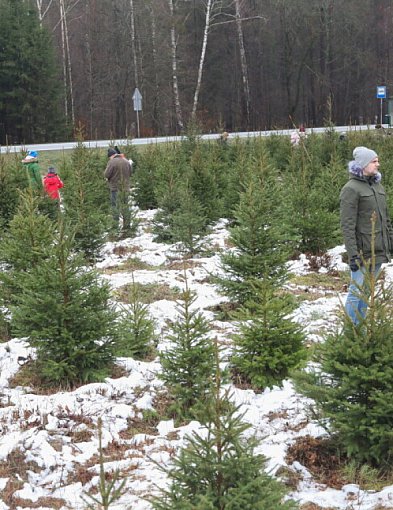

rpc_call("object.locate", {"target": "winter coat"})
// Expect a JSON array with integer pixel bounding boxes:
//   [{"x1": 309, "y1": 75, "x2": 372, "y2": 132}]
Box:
[
  {"x1": 43, "y1": 173, "x2": 64, "y2": 199},
  {"x1": 340, "y1": 168, "x2": 393, "y2": 265},
  {"x1": 104, "y1": 155, "x2": 132, "y2": 191},
  {"x1": 23, "y1": 162, "x2": 43, "y2": 189}
]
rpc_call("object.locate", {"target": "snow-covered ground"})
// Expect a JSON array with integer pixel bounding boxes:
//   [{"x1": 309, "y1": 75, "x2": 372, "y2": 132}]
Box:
[{"x1": 1, "y1": 209, "x2": 393, "y2": 510}]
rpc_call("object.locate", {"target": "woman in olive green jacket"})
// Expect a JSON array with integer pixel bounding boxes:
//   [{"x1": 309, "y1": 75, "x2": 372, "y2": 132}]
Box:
[{"x1": 340, "y1": 146, "x2": 393, "y2": 324}]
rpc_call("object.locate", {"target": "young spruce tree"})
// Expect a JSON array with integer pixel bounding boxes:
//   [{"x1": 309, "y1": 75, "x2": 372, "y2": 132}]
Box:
[
  {"x1": 159, "y1": 273, "x2": 215, "y2": 421},
  {"x1": 217, "y1": 152, "x2": 291, "y2": 306},
  {"x1": 152, "y1": 345, "x2": 298, "y2": 510},
  {"x1": 232, "y1": 280, "x2": 306, "y2": 390},
  {"x1": 116, "y1": 275, "x2": 157, "y2": 359},
  {"x1": 11, "y1": 217, "x2": 119, "y2": 386},
  {"x1": 62, "y1": 143, "x2": 111, "y2": 262},
  {"x1": 295, "y1": 220, "x2": 393, "y2": 466},
  {"x1": 0, "y1": 189, "x2": 55, "y2": 306}
]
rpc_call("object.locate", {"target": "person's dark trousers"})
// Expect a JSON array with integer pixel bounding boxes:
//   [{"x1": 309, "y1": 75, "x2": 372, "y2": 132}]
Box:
[
  {"x1": 111, "y1": 189, "x2": 130, "y2": 230},
  {"x1": 110, "y1": 190, "x2": 119, "y2": 223}
]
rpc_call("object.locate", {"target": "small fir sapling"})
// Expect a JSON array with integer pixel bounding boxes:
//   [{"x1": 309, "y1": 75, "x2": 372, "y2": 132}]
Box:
[
  {"x1": 231, "y1": 280, "x2": 306, "y2": 390},
  {"x1": 151, "y1": 343, "x2": 298, "y2": 510},
  {"x1": 159, "y1": 271, "x2": 216, "y2": 421}
]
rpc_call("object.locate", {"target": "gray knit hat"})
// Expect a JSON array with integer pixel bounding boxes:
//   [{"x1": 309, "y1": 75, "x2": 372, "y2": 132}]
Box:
[{"x1": 353, "y1": 146, "x2": 378, "y2": 169}]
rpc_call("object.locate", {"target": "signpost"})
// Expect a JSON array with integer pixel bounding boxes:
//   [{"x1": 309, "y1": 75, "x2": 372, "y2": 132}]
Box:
[
  {"x1": 376, "y1": 86, "x2": 387, "y2": 125},
  {"x1": 132, "y1": 88, "x2": 142, "y2": 137}
]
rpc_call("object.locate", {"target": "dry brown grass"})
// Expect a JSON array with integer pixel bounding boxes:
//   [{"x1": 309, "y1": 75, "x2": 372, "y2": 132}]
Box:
[
  {"x1": 115, "y1": 282, "x2": 182, "y2": 304},
  {"x1": 102, "y1": 256, "x2": 158, "y2": 274}
]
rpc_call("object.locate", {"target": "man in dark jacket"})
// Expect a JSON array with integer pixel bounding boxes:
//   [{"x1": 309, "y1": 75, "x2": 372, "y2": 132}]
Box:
[
  {"x1": 340, "y1": 146, "x2": 393, "y2": 324},
  {"x1": 104, "y1": 147, "x2": 133, "y2": 232}
]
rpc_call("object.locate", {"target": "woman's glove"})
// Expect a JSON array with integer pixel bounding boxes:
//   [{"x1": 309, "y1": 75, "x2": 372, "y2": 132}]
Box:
[{"x1": 349, "y1": 255, "x2": 362, "y2": 272}]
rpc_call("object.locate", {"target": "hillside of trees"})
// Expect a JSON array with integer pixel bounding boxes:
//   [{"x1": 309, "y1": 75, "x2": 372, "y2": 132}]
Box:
[{"x1": 1, "y1": 0, "x2": 393, "y2": 144}]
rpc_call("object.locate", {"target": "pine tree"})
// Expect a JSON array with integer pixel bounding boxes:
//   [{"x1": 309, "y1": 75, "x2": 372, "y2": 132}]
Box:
[
  {"x1": 231, "y1": 281, "x2": 306, "y2": 390},
  {"x1": 159, "y1": 274, "x2": 216, "y2": 421},
  {"x1": 11, "y1": 218, "x2": 119, "y2": 386},
  {"x1": 151, "y1": 346, "x2": 298, "y2": 510},
  {"x1": 216, "y1": 153, "x2": 291, "y2": 306},
  {"x1": 116, "y1": 275, "x2": 157, "y2": 359},
  {"x1": 295, "y1": 228, "x2": 393, "y2": 466},
  {"x1": 0, "y1": 0, "x2": 67, "y2": 144}
]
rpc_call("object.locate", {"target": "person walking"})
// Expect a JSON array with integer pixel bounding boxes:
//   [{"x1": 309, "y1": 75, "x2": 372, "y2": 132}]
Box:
[
  {"x1": 104, "y1": 147, "x2": 133, "y2": 233},
  {"x1": 43, "y1": 167, "x2": 64, "y2": 200},
  {"x1": 22, "y1": 150, "x2": 43, "y2": 190},
  {"x1": 340, "y1": 146, "x2": 393, "y2": 324}
]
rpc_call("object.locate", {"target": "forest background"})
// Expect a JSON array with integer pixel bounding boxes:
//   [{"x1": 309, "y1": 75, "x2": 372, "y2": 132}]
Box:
[{"x1": 2, "y1": 0, "x2": 393, "y2": 145}]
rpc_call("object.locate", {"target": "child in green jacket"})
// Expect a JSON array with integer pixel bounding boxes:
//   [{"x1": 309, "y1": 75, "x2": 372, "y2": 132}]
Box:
[{"x1": 22, "y1": 150, "x2": 43, "y2": 190}]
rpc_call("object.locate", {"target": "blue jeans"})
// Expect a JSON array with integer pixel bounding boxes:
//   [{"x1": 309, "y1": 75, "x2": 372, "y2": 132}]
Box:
[{"x1": 345, "y1": 263, "x2": 382, "y2": 325}]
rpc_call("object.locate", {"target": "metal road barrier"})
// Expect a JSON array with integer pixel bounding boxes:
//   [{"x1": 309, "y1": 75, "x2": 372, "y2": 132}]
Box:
[{"x1": 0, "y1": 124, "x2": 386, "y2": 155}]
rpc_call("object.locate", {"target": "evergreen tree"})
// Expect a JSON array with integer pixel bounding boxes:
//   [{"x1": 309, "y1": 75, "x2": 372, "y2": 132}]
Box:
[
  {"x1": 116, "y1": 276, "x2": 157, "y2": 359},
  {"x1": 133, "y1": 145, "x2": 159, "y2": 210},
  {"x1": 152, "y1": 347, "x2": 297, "y2": 510},
  {"x1": 159, "y1": 274, "x2": 216, "y2": 421},
  {"x1": 11, "y1": 218, "x2": 119, "y2": 386},
  {"x1": 282, "y1": 141, "x2": 340, "y2": 254},
  {"x1": 231, "y1": 281, "x2": 306, "y2": 390},
  {"x1": 0, "y1": 189, "x2": 55, "y2": 306},
  {"x1": 217, "y1": 153, "x2": 291, "y2": 306},
  {"x1": 0, "y1": 154, "x2": 30, "y2": 231},
  {"x1": 295, "y1": 254, "x2": 393, "y2": 466},
  {"x1": 62, "y1": 143, "x2": 112, "y2": 262},
  {"x1": 170, "y1": 185, "x2": 209, "y2": 256},
  {"x1": 152, "y1": 151, "x2": 187, "y2": 243},
  {"x1": 188, "y1": 145, "x2": 221, "y2": 223},
  {"x1": 0, "y1": 0, "x2": 67, "y2": 144}
]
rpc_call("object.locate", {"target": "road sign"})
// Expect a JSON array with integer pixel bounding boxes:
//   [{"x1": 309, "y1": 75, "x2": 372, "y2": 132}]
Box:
[
  {"x1": 376, "y1": 86, "x2": 387, "y2": 99},
  {"x1": 133, "y1": 88, "x2": 142, "y2": 111}
]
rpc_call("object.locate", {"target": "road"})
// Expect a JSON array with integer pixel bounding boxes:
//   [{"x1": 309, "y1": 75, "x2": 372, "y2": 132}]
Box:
[{"x1": 0, "y1": 124, "x2": 387, "y2": 154}]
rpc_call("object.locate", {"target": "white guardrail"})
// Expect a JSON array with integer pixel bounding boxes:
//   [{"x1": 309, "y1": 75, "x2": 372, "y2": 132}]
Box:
[{"x1": 0, "y1": 124, "x2": 388, "y2": 154}]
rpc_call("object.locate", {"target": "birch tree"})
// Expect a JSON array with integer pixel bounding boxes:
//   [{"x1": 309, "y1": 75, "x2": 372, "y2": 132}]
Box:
[
  {"x1": 235, "y1": 0, "x2": 251, "y2": 126},
  {"x1": 130, "y1": 0, "x2": 139, "y2": 87},
  {"x1": 35, "y1": 0, "x2": 54, "y2": 25},
  {"x1": 59, "y1": 0, "x2": 75, "y2": 126},
  {"x1": 168, "y1": 0, "x2": 184, "y2": 131}
]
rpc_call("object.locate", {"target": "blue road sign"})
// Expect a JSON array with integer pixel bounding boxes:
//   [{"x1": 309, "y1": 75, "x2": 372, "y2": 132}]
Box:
[{"x1": 377, "y1": 86, "x2": 387, "y2": 99}]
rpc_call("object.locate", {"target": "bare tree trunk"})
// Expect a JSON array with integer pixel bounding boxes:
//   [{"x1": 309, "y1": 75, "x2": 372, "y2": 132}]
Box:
[
  {"x1": 59, "y1": 0, "x2": 68, "y2": 120},
  {"x1": 148, "y1": 1, "x2": 160, "y2": 133},
  {"x1": 85, "y1": 1, "x2": 93, "y2": 139},
  {"x1": 59, "y1": 0, "x2": 75, "y2": 127},
  {"x1": 235, "y1": 0, "x2": 251, "y2": 127},
  {"x1": 130, "y1": 0, "x2": 139, "y2": 87},
  {"x1": 191, "y1": 0, "x2": 213, "y2": 120},
  {"x1": 35, "y1": 0, "x2": 54, "y2": 25},
  {"x1": 168, "y1": 0, "x2": 184, "y2": 131}
]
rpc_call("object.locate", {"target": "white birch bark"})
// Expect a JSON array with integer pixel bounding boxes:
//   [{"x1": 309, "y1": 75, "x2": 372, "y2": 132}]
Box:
[
  {"x1": 168, "y1": 0, "x2": 184, "y2": 131},
  {"x1": 191, "y1": 0, "x2": 213, "y2": 120},
  {"x1": 35, "y1": 0, "x2": 54, "y2": 25},
  {"x1": 60, "y1": 0, "x2": 75, "y2": 126},
  {"x1": 130, "y1": 0, "x2": 139, "y2": 87},
  {"x1": 235, "y1": 0, "x2": 251, "y2": 125},
  {"x1": 59, "y1": 0, "x2": 68, "y2": 120},
  {"x1": 149, "y1": 1, "x2": 160, "y2": 127}
]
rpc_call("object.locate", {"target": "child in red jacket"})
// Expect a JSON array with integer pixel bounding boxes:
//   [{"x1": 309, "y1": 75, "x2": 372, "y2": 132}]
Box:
[{"x1": 43, "y1": 167, "x2": 64, "y2": 200}]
